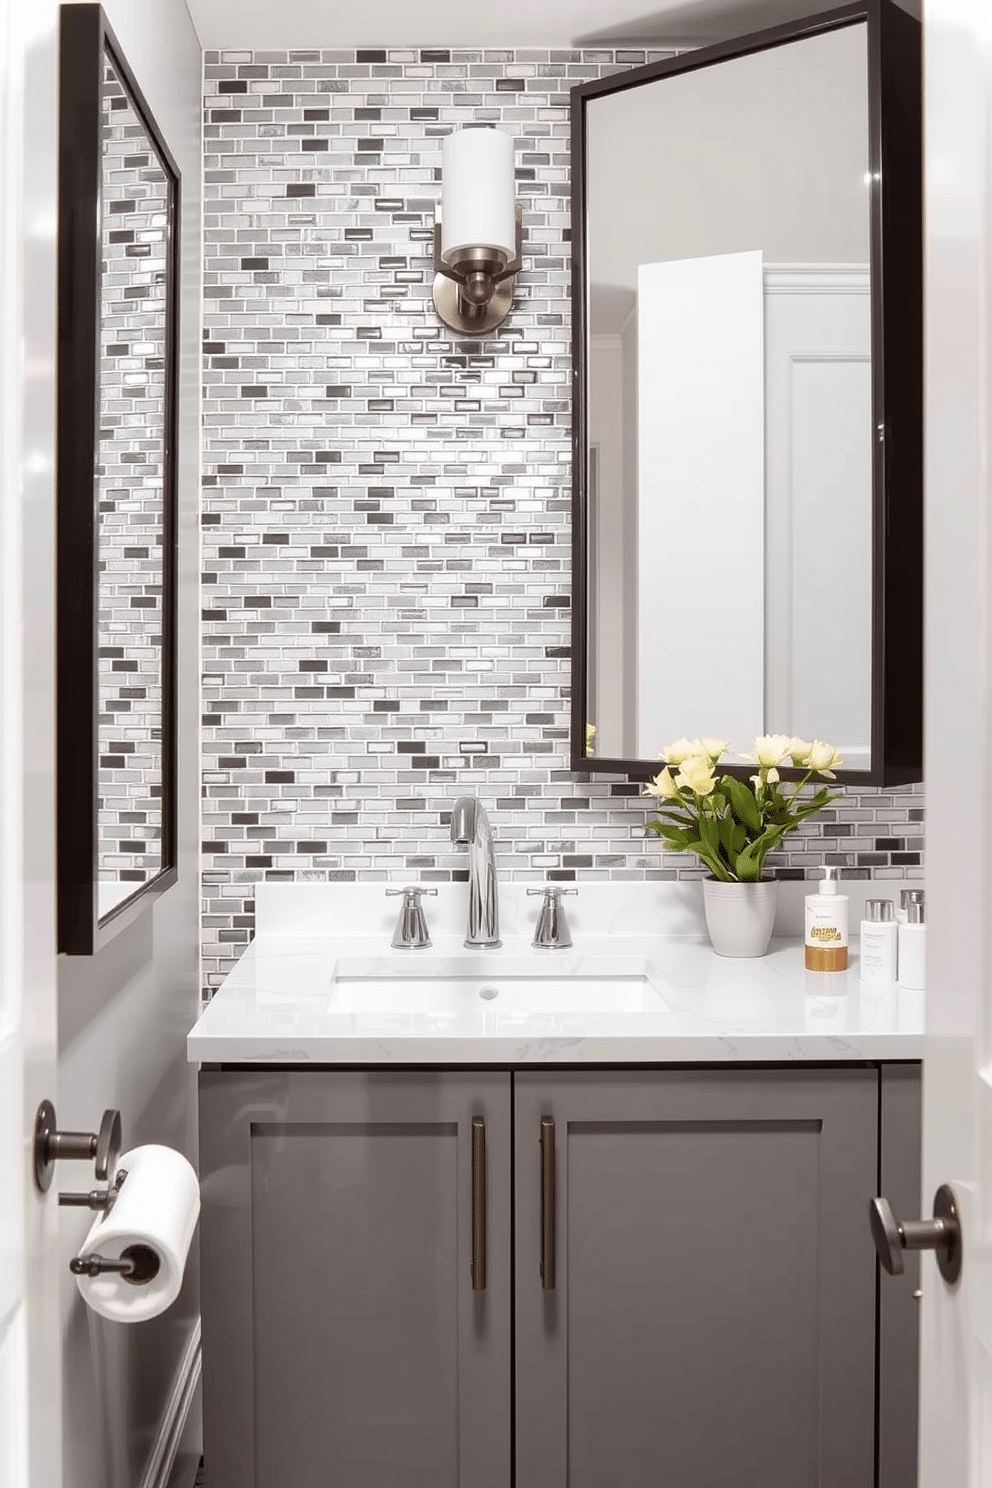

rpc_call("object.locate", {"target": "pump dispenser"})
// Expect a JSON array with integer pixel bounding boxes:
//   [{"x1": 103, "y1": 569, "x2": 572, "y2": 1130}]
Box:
[{"x1": 804, "y1": 866, "x2": 849, "y2": 972}]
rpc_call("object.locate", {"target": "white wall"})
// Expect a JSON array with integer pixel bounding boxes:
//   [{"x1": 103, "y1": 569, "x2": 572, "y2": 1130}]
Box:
[
  {"x1": 587, "y1": 22, "x2": 870, "y2": 331},
  {"x1": 55, "y1": 3, "x2": 202, "y2": 1487},
  {"x1": 4, "y1": 3, "x2": 62, "y2": 1485}
]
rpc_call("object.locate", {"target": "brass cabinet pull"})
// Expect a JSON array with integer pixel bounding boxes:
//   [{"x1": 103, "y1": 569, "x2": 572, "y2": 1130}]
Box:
[
  {"x1": 471, "y1": 1117, "x2": 487, "y2": 1291},
  {"x1": 540, "y1": 1116, "x2": 556, "y2": 1290}
]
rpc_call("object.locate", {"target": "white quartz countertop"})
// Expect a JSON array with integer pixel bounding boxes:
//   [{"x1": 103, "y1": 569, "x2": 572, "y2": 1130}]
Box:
[{"x1": 188, "y1": 929, "x2": 924, "y2": 1066}]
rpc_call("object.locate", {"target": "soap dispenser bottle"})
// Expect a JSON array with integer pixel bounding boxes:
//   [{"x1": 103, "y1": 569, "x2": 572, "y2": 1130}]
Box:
[{"x1": 804, "y1": 866, "x2": 849, "y2": 972}]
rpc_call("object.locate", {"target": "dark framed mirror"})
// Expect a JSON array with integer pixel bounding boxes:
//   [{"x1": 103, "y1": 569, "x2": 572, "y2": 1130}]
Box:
[
  {"x1": 57, "y1": 3, "x2": 179, "y2": 954},
  {"x1": 570, "y1": 0, "x2": 922, "y2": 787}
]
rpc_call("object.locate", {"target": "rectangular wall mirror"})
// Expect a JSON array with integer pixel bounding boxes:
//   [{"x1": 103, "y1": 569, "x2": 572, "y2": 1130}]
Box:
[
  {"x1": 570, "y1": 0, "x2": 922, "y2": 786},
  {"x1": 57, "y1": 3, "x2": 179, "y2": 954}
]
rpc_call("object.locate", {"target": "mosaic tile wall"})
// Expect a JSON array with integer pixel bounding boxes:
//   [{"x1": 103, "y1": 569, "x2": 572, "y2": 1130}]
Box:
[
  {"x1": 97, "y1": 60, "x2": 169, "y2": 890},
  {"x1": 201, "y1": 45, "x2": 925, "y2": 993}
]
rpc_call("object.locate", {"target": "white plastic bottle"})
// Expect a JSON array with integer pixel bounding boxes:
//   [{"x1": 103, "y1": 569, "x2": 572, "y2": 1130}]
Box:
[
  {"x1": 898, "y1": 900, "x2": 927, "y2": 990},
  {"x1": 804, "y1": 866, "x2": 849, "y2": 972},
  {"x1": 859, "y1": 899, "x2": 898, "y2": 984},
  {"x1": 897, "y1": 888, "x2": 925, "y2": 925}
]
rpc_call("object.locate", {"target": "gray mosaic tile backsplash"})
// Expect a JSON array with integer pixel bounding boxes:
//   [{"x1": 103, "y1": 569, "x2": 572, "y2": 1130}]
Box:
[
  {"x1": 201, "y1": 46, "x2": 925, "y2": 993},
  {"x1": 98, "y1": 61, "x2": 169, "y2": 889}
]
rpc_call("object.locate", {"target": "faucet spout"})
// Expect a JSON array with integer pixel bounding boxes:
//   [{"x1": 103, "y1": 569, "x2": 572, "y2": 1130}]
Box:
[{"x1": 450, "y1": 796, "x2": 501, "y2": 948}]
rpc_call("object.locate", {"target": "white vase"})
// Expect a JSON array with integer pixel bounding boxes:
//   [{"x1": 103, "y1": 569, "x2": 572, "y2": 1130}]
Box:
[{"x1": 702, "y1": 878, "x2": 779, "y2": 958}]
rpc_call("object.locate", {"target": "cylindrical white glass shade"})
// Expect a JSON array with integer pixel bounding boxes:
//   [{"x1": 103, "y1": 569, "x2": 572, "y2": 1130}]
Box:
[{"x1": 440, "y1": 128, "x2": 516, "y2": 264}]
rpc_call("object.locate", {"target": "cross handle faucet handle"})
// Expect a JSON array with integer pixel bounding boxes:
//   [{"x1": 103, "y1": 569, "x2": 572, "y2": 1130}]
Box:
[
  {"x1": 528, "y1": 886, "x2": 577, "y2": 949},
  {"x1": 386, "y1": 886, "x2": 437, "y2": 950}
]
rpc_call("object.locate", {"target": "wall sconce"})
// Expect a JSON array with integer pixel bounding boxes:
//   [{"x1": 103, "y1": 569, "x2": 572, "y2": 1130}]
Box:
[{"x1": 433, "y1": 127, "x2": 522, "y2": 335}]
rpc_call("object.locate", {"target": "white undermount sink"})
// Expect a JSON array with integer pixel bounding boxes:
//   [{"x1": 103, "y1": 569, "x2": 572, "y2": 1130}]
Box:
[{"x1": 328, "y1": 954, "x2": 672, "y2": 1016}]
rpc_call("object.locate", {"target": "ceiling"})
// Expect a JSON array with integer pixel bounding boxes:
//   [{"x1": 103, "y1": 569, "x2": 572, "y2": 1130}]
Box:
[{"x1": 183, "y1": 0, "x2": 875, "y2": 51}]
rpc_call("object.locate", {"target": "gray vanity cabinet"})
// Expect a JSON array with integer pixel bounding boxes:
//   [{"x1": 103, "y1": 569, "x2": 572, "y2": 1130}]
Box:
[
  {"x1": 198, "y1": 1063, "x2": 919, "y2": 1487},
  {"x1": 514, "y1": 1068, "x2": 879, "y2": 1488},
  {"x1": 197, "y1": 1069, "x2": 512, "y2": 1488}
]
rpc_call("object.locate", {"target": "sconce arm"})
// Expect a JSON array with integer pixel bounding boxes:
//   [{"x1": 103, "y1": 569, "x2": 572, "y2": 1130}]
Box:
[{"x1": 432, "y1": 207, "x2": 523, "y2": 286}]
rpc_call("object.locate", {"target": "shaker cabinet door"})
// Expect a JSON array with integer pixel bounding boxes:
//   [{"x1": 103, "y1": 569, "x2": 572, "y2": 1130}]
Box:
[
  {"x1": 513, "y1": 1068, "x2": 878, "y2": 1488},
  {"x1": 199, "y1": 1069, "x2": 512, "y2": 1488}
]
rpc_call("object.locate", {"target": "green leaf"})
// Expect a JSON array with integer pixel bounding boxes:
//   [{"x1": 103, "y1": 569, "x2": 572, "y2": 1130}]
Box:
[
  {"x1": 651, "y1": 808, "x2": 695, "y2": 826},
  {"x1": 685, "y1": 842, "x2": 731, "y2": 880},
  {"x1": 698, "y1": 813, "x2": 720, "y2": 859},
  {"x1": 648, "y1": 824, "x2": 694, "y2": 851},
  {"x1": 725, "y1": 776, "x2": 762, "y2": 833},
  {"x1": 734, "y1": 821, "x2": 788, "y2": 879}
]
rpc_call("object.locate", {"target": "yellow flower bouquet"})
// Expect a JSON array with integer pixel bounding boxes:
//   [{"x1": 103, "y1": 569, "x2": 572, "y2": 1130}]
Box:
[{"x1": 644, "y1": 734, "x2": 844, "y2": 883}]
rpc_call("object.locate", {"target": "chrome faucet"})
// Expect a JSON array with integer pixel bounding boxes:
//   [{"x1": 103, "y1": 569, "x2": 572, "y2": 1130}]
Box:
[{"x1": 449, "y1": 796, "x2": 501, "y2": 948}]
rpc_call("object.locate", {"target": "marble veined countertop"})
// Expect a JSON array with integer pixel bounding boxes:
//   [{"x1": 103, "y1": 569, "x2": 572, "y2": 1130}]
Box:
[{"x1": 188, "y1": 915, "x2": 924, "y2": 1067}]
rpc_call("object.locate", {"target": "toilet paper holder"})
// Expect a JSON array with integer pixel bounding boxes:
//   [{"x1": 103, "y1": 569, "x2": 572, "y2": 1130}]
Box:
[
  {"x1": 70, "y1": 1251, "x2": 135, "y2": 1279},
  {"x1": 69, "y1": 1239, "x2": 160, "y2": 1283},
  {"x1": 33, "y1": 1099, "x2": 122, "y2": 1208},
  {"x1": 34, "y1": 1101, "x2": 155, "y2": 1281}
]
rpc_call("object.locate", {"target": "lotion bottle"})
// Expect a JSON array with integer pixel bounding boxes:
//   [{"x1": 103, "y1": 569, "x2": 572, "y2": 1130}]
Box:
[
  {"x1": 859, "y1": 899, "x2": 897, "y2": 984},
  {"x1": 804, "y1": 866, "x2": 849, "y2": 972},
  {"x1": 897, "y1": 888, "x2": 925, "y2": 925},
  {"x1": 898, "y1": 899, "x2": 927, "y2": 990}
]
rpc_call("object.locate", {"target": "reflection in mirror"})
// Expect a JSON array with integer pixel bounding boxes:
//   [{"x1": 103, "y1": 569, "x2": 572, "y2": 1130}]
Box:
[
  {"x1": 98, "y1": 52, "x2": 169, "y2": 918},
  {"x1": 586, "y1": 23, "x2": 870, "y2": 766},
  {"x1": 57, "y1": 3, "x2": 179, "y2": 953},
  {"x1": 572, "y1": 1, "x2": 923, "y2": 786}
]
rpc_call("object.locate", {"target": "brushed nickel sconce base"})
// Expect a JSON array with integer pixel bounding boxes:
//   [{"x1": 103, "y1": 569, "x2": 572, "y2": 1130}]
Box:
[
  {"x1": 432, "y1": 270, "x2": 515, "y2": 334},
  {"x1": 432, "y1": 206, "x2": 522, "y2": 335}
]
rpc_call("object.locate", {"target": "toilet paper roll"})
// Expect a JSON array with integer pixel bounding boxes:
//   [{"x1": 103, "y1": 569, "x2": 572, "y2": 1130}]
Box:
[{"x1": 75, "y1": 1145, "x2": 200, "y2": 1324}]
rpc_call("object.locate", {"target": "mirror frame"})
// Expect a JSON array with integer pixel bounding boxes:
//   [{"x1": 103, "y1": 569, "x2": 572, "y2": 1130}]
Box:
[
  {"x1": 569, "y1": 0, "x2": 922, "y2": 788},
  {"x1": 57, "y1": 3, "x2": 180, "y2": 954}
]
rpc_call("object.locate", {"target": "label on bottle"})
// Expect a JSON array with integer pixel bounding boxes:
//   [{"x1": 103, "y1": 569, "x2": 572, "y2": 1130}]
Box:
[
  {"x1": 805, "y1": 943, "x2": 849, "y2": 972},
  {"x1": 805, "y1": 897, "x2": 849, "y2": 972},
  {"x1": 808, "y1": 924, "x2": 844, "y2": 943},
  {"x1": 859, "y1": 922, "x2": 898, "y2": 984}
]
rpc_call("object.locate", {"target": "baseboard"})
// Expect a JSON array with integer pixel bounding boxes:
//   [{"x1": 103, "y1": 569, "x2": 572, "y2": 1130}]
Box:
[{"x1": 139, "y1": 1319, "x2": 202, "y2": 1488}]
